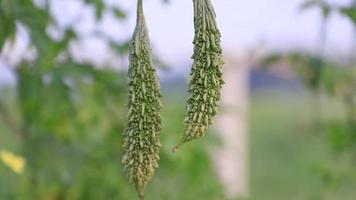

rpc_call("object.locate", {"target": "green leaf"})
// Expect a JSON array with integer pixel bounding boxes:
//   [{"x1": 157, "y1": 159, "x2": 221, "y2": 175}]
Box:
[
  {"x1": 85, "y1": 0, "x2": 106, "y2": 20},
  {"x1": 340, "y1": 7, "x2": 356, "y2": 24},
  {"x1": 110, "y1": 40, "x2": 130, "y2": 55},
  {"x1": 327, "y1": 122, "x2": 352, "y2": 153},
  {"x1": 300, "y1": 0, "x2": 331, "y2": 18},
  {"x1": 113, "y1": 8, "x2": 127, "y2": 19},
  {"x1": 0, "y1": 7, "x2": 16, "y2": 50}
]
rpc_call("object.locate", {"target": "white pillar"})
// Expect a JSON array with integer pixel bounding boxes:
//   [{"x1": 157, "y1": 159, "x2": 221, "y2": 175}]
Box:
[{"x1": 214, "y1": 55, "x2": 249, "y2": 198}]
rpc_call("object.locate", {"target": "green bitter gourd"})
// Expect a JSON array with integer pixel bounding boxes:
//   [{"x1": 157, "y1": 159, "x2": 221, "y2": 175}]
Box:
[
  {"x1": 173, "y1": 0, "x2": 224, "y2": 151},
  {"x1": 122, "y1": 0, "x2": 162, "y2": 199}
]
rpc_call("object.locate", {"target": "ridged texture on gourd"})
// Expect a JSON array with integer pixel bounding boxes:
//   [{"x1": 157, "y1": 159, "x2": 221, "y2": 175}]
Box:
[
  {"x1": 174, "y1": 0, "x2": 224, "y2": 150},
  {"x1": 122, "y1": 1, "x2": 162, "y2": 199}
]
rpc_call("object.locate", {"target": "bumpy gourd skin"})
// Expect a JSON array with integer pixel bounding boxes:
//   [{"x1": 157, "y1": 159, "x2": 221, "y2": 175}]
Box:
[
  {"x1": 122, "y1": 1, "x2": 162, "y2": 199},
  {"x1": 174, "y1": 0, "x2": 224, "y2": 151}
]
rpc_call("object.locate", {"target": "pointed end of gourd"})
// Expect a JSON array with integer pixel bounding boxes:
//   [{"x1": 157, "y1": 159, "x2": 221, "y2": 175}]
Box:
[
  {"x1": 172, "y1": 140, "x2": 185, "y2": 153},
  {"x1": 139, "y1": 193, "x2": 145, "y2": 200},
  {"x1": 135, "y1": 181, "x2": 146, "y2": 200},
  {"x1": 171, "y1": 145, "x2": 179, "y2": 153}
]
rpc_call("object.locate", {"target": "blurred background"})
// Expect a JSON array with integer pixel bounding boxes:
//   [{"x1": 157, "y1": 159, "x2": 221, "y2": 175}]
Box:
[{"x1": 0, "y1": 0, "x2": 355, "y2": 199}]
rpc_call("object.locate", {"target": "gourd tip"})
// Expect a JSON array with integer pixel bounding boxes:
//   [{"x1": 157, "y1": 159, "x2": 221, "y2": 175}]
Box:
[{"x1": 139, "y1": 193, "x2": 145, "y2": 200}]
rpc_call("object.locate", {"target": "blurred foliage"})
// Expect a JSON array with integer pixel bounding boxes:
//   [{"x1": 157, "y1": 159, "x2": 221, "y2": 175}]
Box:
[
  {"x1": 262, "y1": 52, "x2": 355, "y2": 138},
  {"x1": 262, "y1": 0, "x2": 356, "y2": 196},
  {"x1": 0, "y1": 0, "x2": 224, "y2": 200},
  {"x1": 300, "y1": 0, "x2": 331, "y2": 18},
  {"x1": 263, "y1": 53, "x2": 325, "y2": 91}
]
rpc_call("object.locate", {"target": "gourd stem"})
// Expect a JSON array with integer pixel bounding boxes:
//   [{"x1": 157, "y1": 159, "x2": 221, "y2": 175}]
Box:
[{"x1": 137, "y1": 0, "x2": 143, "y2": 23}]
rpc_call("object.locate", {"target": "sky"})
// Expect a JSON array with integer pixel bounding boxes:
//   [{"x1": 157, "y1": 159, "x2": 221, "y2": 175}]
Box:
[
  {"x1": 127, "y1": 0, "x2": 354, "y2": 66},
  {"x1": 0, "y1": 0, "x2": 355, "y2": 85}
]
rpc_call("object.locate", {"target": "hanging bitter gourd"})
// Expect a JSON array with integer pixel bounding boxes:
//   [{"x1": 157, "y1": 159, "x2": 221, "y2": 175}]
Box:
[
  {"x1": 173, "y1": 0, "x2": 224, "y2": 151},
  {"x1": 122, "y1": 0, "x2": 162, "y2": 199}
]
